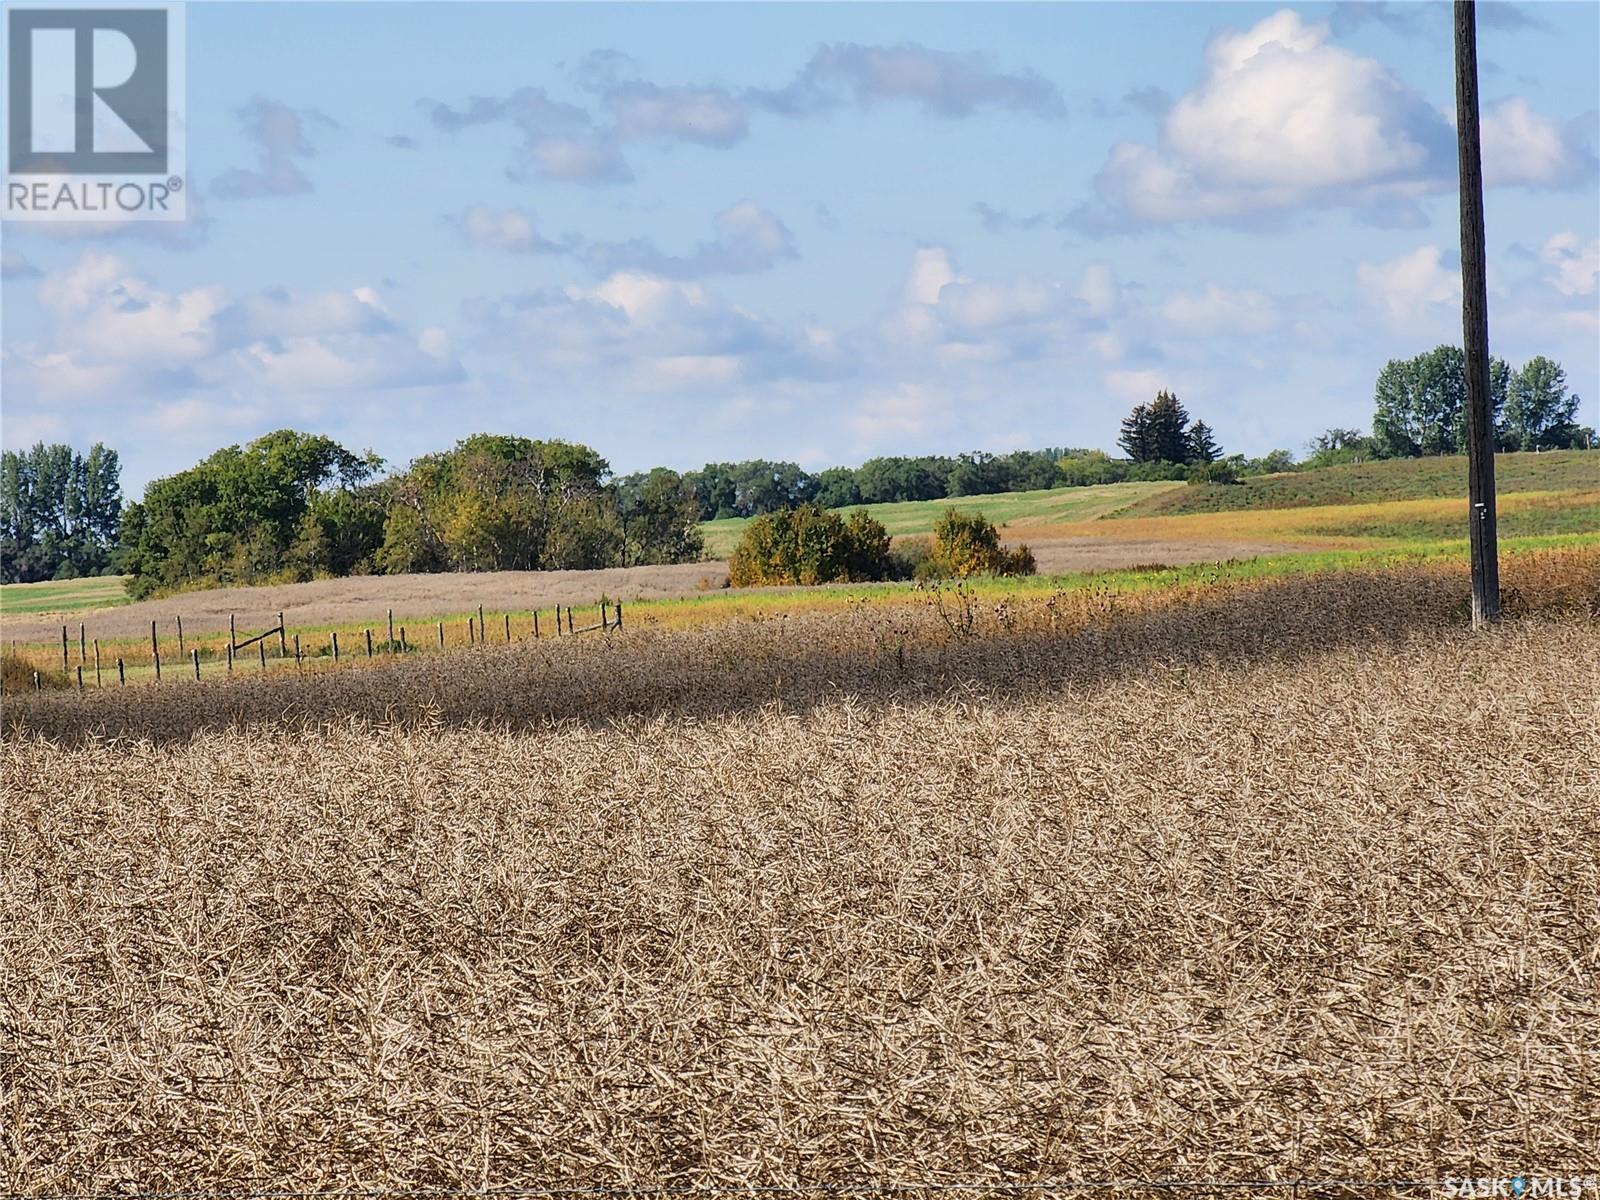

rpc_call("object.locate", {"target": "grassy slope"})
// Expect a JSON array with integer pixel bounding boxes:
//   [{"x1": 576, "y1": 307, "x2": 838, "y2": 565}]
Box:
[
  {"x1": 0, "y1": 576, "x2": 130, "y2": 616},
  {"x1": 1111, "y1": 449, "x2": 1598, "y2": 518},
  {"x1": 700, "y1": 480, "x2": 1181, "y2": 556}
]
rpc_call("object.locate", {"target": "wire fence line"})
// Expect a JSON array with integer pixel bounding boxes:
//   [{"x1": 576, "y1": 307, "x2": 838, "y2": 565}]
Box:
[{"x1": 16, "y1": 599, "x2": 625, "y2": 692}]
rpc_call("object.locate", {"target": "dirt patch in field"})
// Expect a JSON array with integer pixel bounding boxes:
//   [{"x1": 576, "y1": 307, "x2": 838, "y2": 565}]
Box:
[
  {"x1": 0, "y1": 562, "x2": 732, "y2": 644},
  {"x1": 1014, "y1": 535, "x2": 1313, "y2": 574}
]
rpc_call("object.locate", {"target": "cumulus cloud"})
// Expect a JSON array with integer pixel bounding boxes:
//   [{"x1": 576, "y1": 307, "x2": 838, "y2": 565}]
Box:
[
  {"x1": 1161, "y1": 285, "x2": 1281, "y2": 336},
  {"x1": 447, "y1": 205, "x2": 566, "y2": 254},
  {"x1": 1073, "y1": 9, "x2": 1588, "y2": 229},
  {"x1": 429, "y1": 42, "x2": 1062, "y2": 185},
  {"x1": 1357, "y1": 245, "x2": 1460, "y2": 325},
  {"x1": 1479, "y1": 98, "x2": 1597, "y2": 188},
  {"x1": 877, "y1": 247, "x2": 1128, "y2": 374},
  {"x1": 10, "y1": 252, "x2": 462, "y2": 404},
  {"x1": 212, "y1": 98, "x2": 332, "y2": 199},
  {"x1": 464, "y1": 270, "x2": 840, "y2": 391},
  {"x1": 1541, "y1": 232, "x2": 1599, "y2": 296},
  {"x1": 602, "y1": 82, "x2": 748, "y2": 147},
  {"x1": 848, "y1": 383, "x2": 954, "y2": 444},
  {"x1": 584, "y1": 202, "x2": 797, "y2": 277},
  {"x1": 753, "y1": 42, "x2": 1065, "y2": 119},
  {"x1": 425, "y1": 87, "x2": 631, "y2": 185}
]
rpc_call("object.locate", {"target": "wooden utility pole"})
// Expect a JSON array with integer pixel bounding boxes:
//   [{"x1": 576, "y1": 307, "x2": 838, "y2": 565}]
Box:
[{"x1": 1455, "y1": 0, "x2": 1499, "y2": 626}]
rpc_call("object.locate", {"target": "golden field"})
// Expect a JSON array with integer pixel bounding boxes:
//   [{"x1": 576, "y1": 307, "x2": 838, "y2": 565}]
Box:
[{"x1": 3, "y1": 549, "x2": 1598, "y2": 1191}]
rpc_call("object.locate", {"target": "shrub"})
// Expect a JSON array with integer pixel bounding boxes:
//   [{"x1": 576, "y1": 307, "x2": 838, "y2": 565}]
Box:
[
  {"x1": 887, "y1": 535, "x2": 933, "y2": 581},
  {"x1": 1, "y1": 651, "x2": 68, "y2": 694},
  {"x1": 922, "y1": 509, "x2": 1036, "y2": 579},
  {"x1": 728, "y1": 505, "x2": 893, "y2": 586},
  {"x1": 1187, "y1": 461, "x2": 1240, "y2": 486}
]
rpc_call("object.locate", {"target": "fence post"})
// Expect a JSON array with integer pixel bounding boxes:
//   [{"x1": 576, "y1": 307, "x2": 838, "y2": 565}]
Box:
[
  {"x1": 227, "y1": 643, "x2": 234, "y2": 673},
  {"x1": 616, "y1": 602, "x2": 623, "y2": 630},
  {"x1": 76, "y1": 666, "x2": 83, "y2": 691},
  {"x1": 192, "y1": 648, "x2": 200, "y2": 680},
  {"x1": 294, "y1": 634, "x2": 302, "y2": 670},
  {"x1": 533, "y1": 610, "x2": 540, "y2": 639},
  {"x1": 117, "y1": 658, "x2": 125, "y2": 686},
  {"x1": 33, "y1": 671, "x2": 40, "y2": 692},
  {"x1": 278, "y1": 614, "x2": 287, "y2": 658},
  {"x1": 94, "y1": 640, "x2": 101, "y2": 687},
  {"x1": 504, "y1": 612, "x2": 511, "y2": 642},
  {"x1": 438, "y1": 621, "x2": 445, "y2": 649},
  {"x1": 61, "y1": 625, "x2": 68, "y2": 674},
  {"x1": 331, "y1": 632, "x2": 340, "y2": 662},
  {"x1": 259, "y1": 639, "x2": 266, "y2": 671},
  {"x1": 366, "y1": 628, "x2": 374, "y2": 658},
  {"x1": 387, "y1": 609, "x2": 395, "y2": 652},
  {"x1": 478, "y1": 605, "x2": 485, "y2": 640},
  {"x1": 567, "y1": 606, "x2": 575, "y2": 635},
  {"x1": 177, "y1": 615, "x2": 184, "y2": 656},
  {"x1": 151, "y1": 620, "x2": 161, "y2": 683},
  {"x1": 468, "y1": 618, "x2": 475, "y2": 646},
  {"x1": 79, "y1": 623, "x2": 86, "y2": 664},
  {"x1": 601, "y1": 601, "x2": 608, "y2": 629},
  {"x1": 229, "y1": 613, "x2": 236, "y2": 650},
  {"x1": 400, "y1": 627, "x2": 407, "y2": 652}
]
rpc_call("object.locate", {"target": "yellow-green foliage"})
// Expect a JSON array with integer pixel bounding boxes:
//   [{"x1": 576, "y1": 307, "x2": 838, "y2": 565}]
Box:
[
  {"x1": 1, "y1": 651, "x2": 68, "y2": 694},
  {"x1": 925, "y1": 509, "x2": 1036, "y2": 578},
  {"x1": 728, "y1": 505, "x2": 894, "y2": 586}
]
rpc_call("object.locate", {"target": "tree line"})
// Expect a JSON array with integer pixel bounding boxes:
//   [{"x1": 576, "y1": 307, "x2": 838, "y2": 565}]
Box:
[
  {"x1": 1307, "y1": 349, "x2": 1591, "y2": 467},
  {"x1": 2, "y1": 356, "x2": 1588, "y2": 594},
  {"x1": 0, "y1": 443, "x2": 122, "y2": 583}
]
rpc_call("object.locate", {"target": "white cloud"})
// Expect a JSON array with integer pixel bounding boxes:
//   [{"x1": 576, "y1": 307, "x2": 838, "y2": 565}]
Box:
[
  {"x1": 450, "y1": 205, "x2": 558, "y2": 253},
  {"x1": 14, "y1": 253, "x2": 462, "y2": 404},
  {"x1": 603, "y1": 82, "x2": 748, "y2": 147},
  {"x1": 847, "y1": 383, "x2": 954, "y2": 444},
  {"x1": 1103, "y1": 368, "x2": 1170, "y2": 405},
  {"x1": 1162, "y1": 285, "x2": 1281, "y2": 336},
  {"x1": 212, "y1": 98, "x2": 329, "y2": 199},
  {"x1": 1357, "y1": 245, "x2": 1460, "y2": 325},
  {"x1": 1076, "y1": 8, "x2": 1588, "y2": 227},
  {"x1": 1541, "y1": 232, "x2": 1599, "y2": 296},
  {"x1": 1479, "y1": 98, "x2": 1593, "y2": 188},
  {"x1": 584, "y1": 201, "x2": 797, "y2": 278},
  {"x1": 466, "y1": 269, "x2": 840, "y2": 389}
]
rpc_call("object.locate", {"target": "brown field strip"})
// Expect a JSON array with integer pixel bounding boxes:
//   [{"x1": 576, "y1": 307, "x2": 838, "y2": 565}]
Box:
[{"x1": 3, "y1": 550, "x2": 1597, "y2": 1188}]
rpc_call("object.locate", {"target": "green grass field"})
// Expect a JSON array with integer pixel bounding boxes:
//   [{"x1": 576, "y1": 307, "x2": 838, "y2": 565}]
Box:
[
  {"x1": 699, "y1": 452, "x2": 1598, "y2": 554},
  {"x1": 0, "y1": 576, "x2": 129, "y2": 616},
  {"x1": 1111, "y1": 449, "x2": 1597, "y2": 518},
  {"x1": 700, "y1": 480, "x2": 1179, "y2": 557}
]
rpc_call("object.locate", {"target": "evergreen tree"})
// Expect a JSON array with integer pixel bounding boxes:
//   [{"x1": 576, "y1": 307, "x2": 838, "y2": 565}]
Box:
[
  {"x1": 1117, "y1": 404, "x2": 1154, "y2": 462},
  {"x1": 1147, "y1": 390, "x2": 1192, "y2": 463},
  {"x1": 1186, "y1": 420, "x2": 1221, "y2": 464}
]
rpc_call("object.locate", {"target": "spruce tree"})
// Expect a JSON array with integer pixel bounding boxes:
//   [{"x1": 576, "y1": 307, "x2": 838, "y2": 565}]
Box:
[
  {"x1": 1117, "y1": 404, "x2": 1154, "y2": 462},
  {"x1": 1186, "y1": 420, "x2": 1221, "y2": 464},
  {"x1": 1147, "y1": 390, "x2": 1192, "y2": 463}
]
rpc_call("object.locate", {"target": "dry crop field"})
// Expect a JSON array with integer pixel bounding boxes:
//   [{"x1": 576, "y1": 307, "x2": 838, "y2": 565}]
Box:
[{"x1": 3, "y1": 548, "x2": 1599, "y2": 1193}]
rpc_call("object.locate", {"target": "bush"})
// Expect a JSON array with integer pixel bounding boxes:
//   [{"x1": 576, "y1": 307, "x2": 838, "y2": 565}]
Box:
[
  {"x1": 728, "y1": 505, "x2": 893, "y2": 587},
  {"x1": 887, "y1": 535, "x2": 933, "y2": 581},
  {"x1": 921, "y1": 509, "x2": 1036, "y2": 579},
  {"x1": 1187, "y1": 461, "x2": 1240, "y2": 486},
  {"x1": 1, "y1": 651, "x2": 69, "y2": 694}
]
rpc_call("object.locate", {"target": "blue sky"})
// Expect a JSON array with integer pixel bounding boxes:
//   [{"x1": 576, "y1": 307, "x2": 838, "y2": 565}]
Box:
[{"x1": 2, "y1": 0, "x2": 1596, "y2": 494}]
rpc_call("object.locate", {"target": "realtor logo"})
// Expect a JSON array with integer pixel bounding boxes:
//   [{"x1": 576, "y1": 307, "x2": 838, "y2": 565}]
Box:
[{"x1": 4, "y1": 3, "x2": 186, "y2": 220}]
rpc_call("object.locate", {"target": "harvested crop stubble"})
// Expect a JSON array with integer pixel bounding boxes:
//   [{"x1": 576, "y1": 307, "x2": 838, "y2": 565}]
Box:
[
  {"x1": 6, "y1": 548, "x2": 1598, "y2": 743},
  {"x1": 3, "y1": 619, "x2": 1598, "y2": 1189}
]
